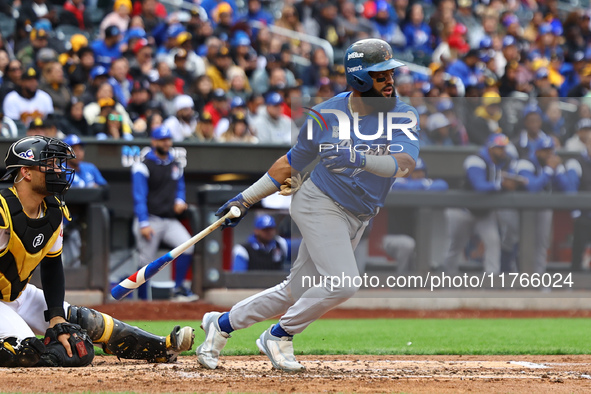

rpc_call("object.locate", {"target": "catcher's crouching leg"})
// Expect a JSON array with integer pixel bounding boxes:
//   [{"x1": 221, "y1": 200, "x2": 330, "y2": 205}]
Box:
[
  {"x1": 68, "y1": 306, "x2": 195, "y2": 362},
  {"x1": 0, "y1": 337, "x2": 46, "y2": 367}
]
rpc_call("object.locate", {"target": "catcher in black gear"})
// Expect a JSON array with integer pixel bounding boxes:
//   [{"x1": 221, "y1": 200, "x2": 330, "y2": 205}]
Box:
[{"x1": 0, "y1": 137, "x2": 194, "y2": 367}]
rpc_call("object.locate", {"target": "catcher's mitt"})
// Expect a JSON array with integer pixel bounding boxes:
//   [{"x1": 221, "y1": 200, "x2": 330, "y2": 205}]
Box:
[
  {"x1": 279, "y1": 172, "x2": 308, "y2": 196},
  {"x1": 39, "y1": 323, "x2": 94, "y2": 367}
]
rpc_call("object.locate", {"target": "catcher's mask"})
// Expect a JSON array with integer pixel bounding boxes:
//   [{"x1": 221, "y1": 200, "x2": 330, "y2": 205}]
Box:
[{"x1": 1, "y1": 136, "x2": 76, "y2": 196}]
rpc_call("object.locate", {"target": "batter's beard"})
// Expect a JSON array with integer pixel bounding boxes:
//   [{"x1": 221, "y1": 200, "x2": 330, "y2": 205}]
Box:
[
  {"x1": 155, "y1": 146, "x2": 169, "y2": 156},
  {"x1": 360, "y1": 86, "x2": 397, "y2": 113}
]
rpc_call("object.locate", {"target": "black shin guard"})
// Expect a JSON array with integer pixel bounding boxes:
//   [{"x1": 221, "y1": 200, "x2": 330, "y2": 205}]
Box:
[
  {"x1": 68, "y1": 306, "x2": 171, "y2": 362},
  {"x1": 0, "y1": 337, "x2": 46, "y2": 367}
]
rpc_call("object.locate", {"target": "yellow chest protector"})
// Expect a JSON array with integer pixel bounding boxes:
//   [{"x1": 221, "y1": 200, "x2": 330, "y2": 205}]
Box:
[{"x1": 0, "y1": 188, "x2": 67, "y2": 302}]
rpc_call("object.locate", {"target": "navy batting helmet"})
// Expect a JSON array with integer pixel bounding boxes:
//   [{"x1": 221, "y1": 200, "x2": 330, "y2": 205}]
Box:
[
  {"x1": 344, "y1": 38, "x2": 404, "y2": 92},
  {"x1": 1, "y1": 136, "x2": 75, "y2": 196}
]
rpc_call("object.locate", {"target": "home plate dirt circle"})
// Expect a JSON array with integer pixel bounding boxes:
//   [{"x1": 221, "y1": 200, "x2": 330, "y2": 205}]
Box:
[{"x1": 4, "y1": 355, "x2": 591, "y2": 393}]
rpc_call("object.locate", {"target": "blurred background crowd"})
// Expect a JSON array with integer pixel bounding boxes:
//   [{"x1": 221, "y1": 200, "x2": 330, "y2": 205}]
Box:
[{"x1": 0, "y1": 0, "x2": 590, "y2": 148}]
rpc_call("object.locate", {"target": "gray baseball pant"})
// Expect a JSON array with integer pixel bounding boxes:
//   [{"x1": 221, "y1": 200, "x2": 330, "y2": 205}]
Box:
[
  {"x1": 441, "y1": 208, "x2": 501, "y2": 274},
  {"x1": 382, "y1": 235, "x2": 416, "y2": 273},
  {"x1": 134, "y1": 215, "x2": 195, "y2": 265},
  {"x1": 228, "y1": 179, "x2": 368, "y2": 335}
]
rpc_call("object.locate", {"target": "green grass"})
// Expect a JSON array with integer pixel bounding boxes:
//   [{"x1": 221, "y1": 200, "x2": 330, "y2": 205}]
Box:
[{"x1": 116, "y1": 318, "x2": 591, "y2": 356}]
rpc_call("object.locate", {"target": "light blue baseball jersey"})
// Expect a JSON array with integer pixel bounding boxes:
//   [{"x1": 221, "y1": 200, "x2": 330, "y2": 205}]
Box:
[{"x1": 288, "y1": 92, "x2": 420, "y2": 216}]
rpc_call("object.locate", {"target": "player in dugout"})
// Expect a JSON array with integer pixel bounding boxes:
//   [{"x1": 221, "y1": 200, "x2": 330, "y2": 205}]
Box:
[
  {"x1": 0, "y1": 136, "x2": 194, "y2": 367},
  {"x1": 196, "y1": 38, "x2": 420, "y2": 371}
]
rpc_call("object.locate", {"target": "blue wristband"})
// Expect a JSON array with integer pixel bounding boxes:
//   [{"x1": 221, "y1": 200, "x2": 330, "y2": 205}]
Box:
[
  {"x1": 392, "y1": 156, "x2": 399, "y2": 176},
  {"x1": 266, "y1": 173, "x2": 282, "y2": 189}
]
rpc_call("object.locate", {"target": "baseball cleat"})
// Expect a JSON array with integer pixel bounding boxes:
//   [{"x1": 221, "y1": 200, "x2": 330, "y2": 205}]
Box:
[
  {"x1": 196, "y1": 312, "x2": 230, "y2": 369},
  {"x1": 256, "y1": 325, "x2": 304, "y2": 372},
  {"x1": 167, "y1": 326, "x2": 195, "y2": 361},
  {"x1": 171, "y1": 287, "x2": 200, "y2": 302}
]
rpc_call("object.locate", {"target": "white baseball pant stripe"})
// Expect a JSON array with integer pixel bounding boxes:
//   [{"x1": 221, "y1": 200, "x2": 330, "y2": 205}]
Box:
[
  {"x1": 0, "y1": 285, "x2": 69, "y2": 340},
  {"x1": 229, "y1": 179, "x2": 368, "y2": 335}
]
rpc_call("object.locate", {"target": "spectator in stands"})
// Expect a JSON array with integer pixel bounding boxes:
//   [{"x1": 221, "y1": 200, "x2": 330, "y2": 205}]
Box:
[
  {"x1": 139, "y1": 0, "x2": 165, "y2": 37},
  {"x1": 446, "y1": 49, "x2": 483, "y2": 89},
  {"x1": 171, "y1": 49, "x2": 194, "y2": 90},
  {"x1": 154, "y1": 75, "x2": 179, "y2": 118},
  {"x1": 301, "y1": 48, "x2": 332, "y2": 95},
  {"x1": 512, "y1": 104, "x2": 547, "y2": 159},
  {"x1": 39, "y1": 61, "x2": 71, "y2": 116},
  {"x1": 441, "y1": 134, "x2": 518, "y2": 274},
  {"x1": 438, "y1": 99, "x2": 468, "y2": 145},
  {"x1": 67, "y1": 47, "x2": 95, "y2": 97},
  {"x1": 469, "y1": 91, "x2": 507, "y2": 145},
  {"x1": 91, "y1": 25, "x2": 123, "y2": 69},
  {"x1": 93, "y1": 107, "x2": 134, "y2": 140},
  {"x1": 212, "y1": 2, "x2": 234, "y2": 41},
  {"x1": 0, "y1": 60, "x2": 23, "y2": 108},
  {"x1": 226, "y1": 66, "x2": 252, "y2": 102},
  {"x1": 203, "y1": 88, "x2": 230, "y2": 127},
  {"x1": 514, "y1": 135, "x2": 574, "y2": 273},
  {"x1": 131, "y1": 125, "x2": 199, "y2": 301},
  {"x1": 129, "y1": 39, "x2": 157, "y2": 84},
  {"x1": 61, "y1": 0, "x2": 87, "y2": 30},
  {"x1": 206, "y1": 46, "x2": 233, "y2": 91},
  {"x1": 229, "y1": 32, "x2": 258, "y2": 81},
  {"x1": 421, "y1": 113, "x2": 455, "y2": 146},
  {"x1": 568, "y1": 64, "x2": 591, "y2": 97},
  {"x1": 170, "y1": 32, "x2": 206, "y2": 80},
  {"x1": 162, "y1": 94, "x2": 197, "y2": 141},
  {"x1": 220, "y1": 112, "x2": 257, "y2": 143},
  {"x1": 370, "y1": 0, "x2": 405, "y2": 49},
  {"x1": 338, "y1": 1, "x2": 376, "y2": 49},
  {"x1": 251, "y1": 92, "x2": 292, "y2": 145},
  {"x1": 3, "y1": 67, "x2": 53, "y2": 127},
  {"x1": 56, "y1": 98, "x2": 90, "y2": 137},
  {"x1": 109, "y1": 58, "x2": 132, "y2": 108},
  {"x1": 16, "y1": 28, "x2": 50, "y2": 68},
  {"x1": 565, "y1": 118, "x2": 591, "y2": 153},
  {"x1": 193, "y1": 111, "x2": 217, "y2": 142},
  {"x1": 84, "y1": 82, "x2": 133, "y2": 130},
  {"x1": 19, "y1": 0, "x2": 58, "y2": 29},
  {"x1": 127, "y1": 81, "x2": 152, "y2": 123},
  {"x1": 275, "y1": 5, "x2": 307, "y2": 54},
  {"x1": 231, "y1": 214, "x2": 288, "y2": 272},
  {"x1": 403, "y1": 4, "x2": 433, "y2": 66},
  {"x1": 100, "y1": 0, "x2": 132, "y2": 38},
  {"x1": 214, "y1": 95, "x2": 246, "y2": 137},
  {"x1": 238, "y1": 0, "x2": 273, "y2": 28},
  {"x1": 191, "y1": 74, "x2": 213, "y2": 115}
]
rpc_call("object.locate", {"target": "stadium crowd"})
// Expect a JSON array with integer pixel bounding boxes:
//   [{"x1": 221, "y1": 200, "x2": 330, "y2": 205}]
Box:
[{"x1": 0, "y1": 0, "x2": 590, "y2": 147}]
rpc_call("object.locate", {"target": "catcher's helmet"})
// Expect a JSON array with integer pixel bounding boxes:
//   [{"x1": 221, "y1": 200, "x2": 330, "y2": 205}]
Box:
[
  {"x1": 344, "y1": 38, "x2": 404, "y2": 92},
  {"x1": 1, "y1": 136, "x2": 75, "y2": 196}
]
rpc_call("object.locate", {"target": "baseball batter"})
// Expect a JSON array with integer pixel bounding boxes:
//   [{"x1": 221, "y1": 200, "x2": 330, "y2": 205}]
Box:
[
  {"x1": 0, "y1": 136, "x2": 194, "y2": 367},
  {"x1": 196, "y1": 38, "x2": 420, "y2": 371}
]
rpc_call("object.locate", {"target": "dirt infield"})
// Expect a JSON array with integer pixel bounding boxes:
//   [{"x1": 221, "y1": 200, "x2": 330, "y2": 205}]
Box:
[
  {"x1": 4, "y1": 355, "x2": 591, "y2": 393},
  {"x1": 4, "y1": 301, "x2": 591, "y2": 393}
]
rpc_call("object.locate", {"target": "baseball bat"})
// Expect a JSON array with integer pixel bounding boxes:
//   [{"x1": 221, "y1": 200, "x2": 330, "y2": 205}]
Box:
[{"x1": 111, "y1": 206, "x2": 242, "y2": 300}]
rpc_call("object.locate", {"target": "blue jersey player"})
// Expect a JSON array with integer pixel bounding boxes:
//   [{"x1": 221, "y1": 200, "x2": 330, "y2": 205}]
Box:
[{"x1": 195, "y1": 39, "x2": 420, "y2": 372}]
